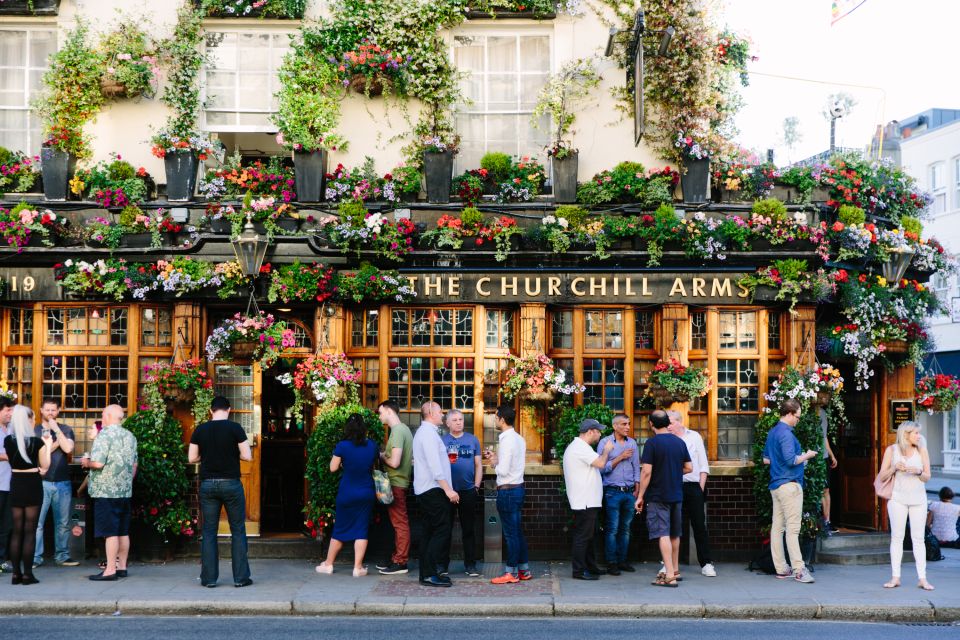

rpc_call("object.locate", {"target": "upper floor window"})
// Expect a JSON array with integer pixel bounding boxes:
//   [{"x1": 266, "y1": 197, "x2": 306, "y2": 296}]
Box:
[
  {"x1": 0, "y1": 28, "x2": 56, "y2": 154},
  {"x1": 954, "y1": 157, "x2": 960, "y2": 209},
  {"x1": 452, "y1": 31, "x2": 551, "y2": 172},
  {"x1": 203, "y1": 30, "x2": 291, "y2": 132},
  {"x1": 930, "y1": 162, "x2": 946, "y2": 214}
]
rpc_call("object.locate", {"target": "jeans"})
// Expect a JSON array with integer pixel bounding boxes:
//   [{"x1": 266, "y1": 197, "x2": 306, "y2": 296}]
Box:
[
  {"x1": 35, "y1": 480, "x2": 72, "y2": 564},
  {"x1": 0, "y1": 490, "x2": 11, "y2": 561},
  {"x1": 439, "y1": 487, "x2": 479, "y2": 571},
  {"x1": 200, "y1": 479, "x2": 250, "y2": 585},
  {"x1": 682, "y1": 482, "x2": 713, "y2": 567},
  {"x1": 571, "y1": 507, "x2": 601, "y2": 575},
  {"x1": 416, "y1": 488, "x2": 452, "y2": 580},
  {"x1": 496, "y1": 485, "x2": 528, "y2": 574},
  {"x1": 603, "y1": 488, "x2": 635, "y2": 565}
]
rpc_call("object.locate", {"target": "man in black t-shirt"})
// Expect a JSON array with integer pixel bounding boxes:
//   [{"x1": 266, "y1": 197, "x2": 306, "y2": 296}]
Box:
[
  {"x1": 635, "y1": 410, "x2": 691, "y2": 588},
  {"x1": 188, "y1": 396, "x2": 252, "y2": 588},
  {"x1": 33, "y1": 399, "x2": 79, "y2": 567}
]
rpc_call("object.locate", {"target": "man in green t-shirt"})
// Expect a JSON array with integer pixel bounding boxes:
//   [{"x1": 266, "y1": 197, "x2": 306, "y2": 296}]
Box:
[{"x1": 376, "y1": 400, "x2": 412, "y2": 575}]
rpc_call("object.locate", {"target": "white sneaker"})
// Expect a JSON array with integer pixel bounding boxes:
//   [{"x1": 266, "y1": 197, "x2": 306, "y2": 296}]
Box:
[
  {"x1": 315, "y1": 562, "x2": 333, "y2": 574},
  {"x1": 794, "y1": 567, "x2": 815, "y2": 584},
  {"x1": 701, "y1": 563, "x2": 717, "y2": 577}
]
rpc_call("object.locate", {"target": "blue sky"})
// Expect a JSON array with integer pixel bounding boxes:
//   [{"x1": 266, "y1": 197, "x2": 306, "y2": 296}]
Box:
[{"x1": 722, "y1": 0, "x2": 960, "y2": 163}]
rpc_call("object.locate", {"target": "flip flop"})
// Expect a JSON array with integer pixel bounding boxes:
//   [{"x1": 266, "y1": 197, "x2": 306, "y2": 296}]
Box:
[{"x1": 651, "y1": 576, "x2": 679, "y2": 588}]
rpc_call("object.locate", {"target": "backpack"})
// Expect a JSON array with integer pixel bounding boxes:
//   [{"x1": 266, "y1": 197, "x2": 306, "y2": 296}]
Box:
[
  {"x1": 748, "y1": 541, "x2": 777, "y2": 574},
  {"x1": 925, "y1": 528, "x2": 944, "y2": 562}
]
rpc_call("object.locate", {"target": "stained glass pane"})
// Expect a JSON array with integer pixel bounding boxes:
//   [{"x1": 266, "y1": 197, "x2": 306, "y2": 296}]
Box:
[
  {"x1": 551, "y1": 310, "x2": 573, "y2": 349},
  {"x1": 691, "y1": 311, "x2": 707, "y2": 350},
  {"x1": 635, "y1": 311, "x2": 655, "y2": 350}
]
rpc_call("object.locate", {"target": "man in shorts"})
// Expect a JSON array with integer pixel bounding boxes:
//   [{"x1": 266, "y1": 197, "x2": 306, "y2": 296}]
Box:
[
  {"x1": 635, "y1": 410, "x2": 691, "y2": 587},
  {"x1": 81, "y1": 404, "x2": 137, "y2": 581}
]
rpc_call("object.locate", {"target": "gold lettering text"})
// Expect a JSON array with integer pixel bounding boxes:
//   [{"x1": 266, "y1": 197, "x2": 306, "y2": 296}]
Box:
[
  {"x1": 589, "y1": 277, "x2": 606, "y2": 297},
  {"x1": 737, "y1": 281, "x2": 750, "y2": 298},
  {"x1": 501, "y1": 277, "x2": 518, "y2": 296},
  {"x1": 448, "y1": 276, "x2": 460, "y2": 297},
  {"x1": 548, "y1": 277, "x2": 562, "y2": 296},
  {"x1": 570, "y1": 277, "x2": 586, "y2": 296},
  {"x1": 424, "y1": 276, "x2": 442, "y2": 296},
  {"x1": 692, "y1": 278, "x2": 706, "y2": 297},
  {"x1": 641, "y1": 277, "x2": 652, "y2": 296},
  {"x1": 524, "y1": 277, "x2": 541, "y2": 296},
  {"x1": 669, "y1": 278, "x2": 687, "y2": 297},
  {"x1": 476, "y1": 277, "x2": 491, "y2": 297},
  {"x1": 711, "y1": 278, "x2": 732, "y2": 298}
]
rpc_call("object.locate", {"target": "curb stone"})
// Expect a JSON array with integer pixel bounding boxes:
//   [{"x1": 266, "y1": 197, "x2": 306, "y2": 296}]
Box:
[
  {"x1": 703, "y1": 603, "x2": 819, "y2": 620},
  {"x1": 555, "y1": 603, "x2": 705, "y2": 618},
  {"x1": 0, "y1": 600, "x2": 118, "y2": 616},
  {"x1": 292, "y1": 600, "x2": 358, "y2": 615},
  {"x1": 816, "y1": 604, "x2": 935, "y2": 622},
  {"x1": 402, "y1": 602, "x2": 554, "y2": 617},
  {"x1": 116, "y1": 599, "x2": 293, "y2": 616}
]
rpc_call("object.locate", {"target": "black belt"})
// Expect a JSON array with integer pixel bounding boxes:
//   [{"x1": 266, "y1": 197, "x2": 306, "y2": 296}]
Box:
[
  {"x1": 607, "y1": 485, "x2": 634, "y2": 492},
  {"x1": 497, "y1": 483, "x2": 523, "y2": 490}
]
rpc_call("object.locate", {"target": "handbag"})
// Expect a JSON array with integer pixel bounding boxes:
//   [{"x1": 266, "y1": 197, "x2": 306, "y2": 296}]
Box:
[
  {"x1": 373, "y1": 469, "x2": 394, "y2": 505},
  {"x1": 873, "y1": 446, "x2": 894, "y2": 500}
]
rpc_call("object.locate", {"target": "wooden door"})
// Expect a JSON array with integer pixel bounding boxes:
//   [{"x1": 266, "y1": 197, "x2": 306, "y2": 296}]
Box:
[
  {"x1": 213, "y1": 363, "x2": 261, "y2": 536},
  {"x1": 833, "y1": 365, "x2": 876, "y2": 529}
]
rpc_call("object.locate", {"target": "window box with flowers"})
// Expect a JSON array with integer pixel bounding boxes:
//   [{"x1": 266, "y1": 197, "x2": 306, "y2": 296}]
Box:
[
  {"x1": 198, "y1": 155, "x2": 297, "y2": 204},
  {"x1": 226, "y1": 193, "x2": 301, "y2": 238},
  {"x1": 196, "y1": 0, "x2": 306, "y2": 19},
  {"x1": 0, "y1": 0, "x2": 60, "y2": 15},
  {"x1": 70, "y1": 155, "x2": 156, "y2": 207},
  {"x1": 0, "y1": 148, "x2": 41, "y2": 195},
  {"x1": 501, "y1": 353, "x2": 585, "y2": 403},
  {"x1": 205, "y1": 313, "x2": 295, "y2": 367},
  {"x1": 464, "y1": 0, "x2": 557, "y2": 19},
  {"x1": 576, "y1": 162, "x2": 677, "y2": 208},
  {"x1": 419, "y1": 208, "x2": 521, "y2": 262},
  {"x1": 0, "y1": 202, "x2": 64, "y2": 251},
  {"x1": 142, "y1": 359, "x2": 215, "y2": 427},
  {"x1": 323, "y1": 159, "x2": 402, "y2": 204},
  {"x1": 917, "y1": 374, "x2": 960, "y2": 414},
  {"x1": 114, "y1": 206, "x2": 183, "y2": 249},
  {"x1": 646, "y1": 358, "x2": 711, "y2": 405},
  {"x1": 334, "y1": 265, "x2": 418, "y2": 304},
  {"x1": 739, "y1": 259, "x2": 836, "y2": 313},
  {"x1": 319, "y1": 201, "x2": 415, "y2": 263},
  {"x1": 266, "y1": 261, "x2": 336, "y2": 304}
]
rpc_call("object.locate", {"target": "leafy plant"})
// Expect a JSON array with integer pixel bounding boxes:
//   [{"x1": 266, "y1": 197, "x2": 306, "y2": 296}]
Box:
[
  {"x1": 751, "y1": 198, "x2": 788, "y2": 221},
  {"x1": 156, "y1": 5, "x2": 207, "y2": 148},
  {"x1": 837, "y1": 204, "x2": 865, "y2": 226},
  {"x1": 98, "y1": 23, "x2": 160, "y2": 100},
  {"x1": 739, "y1": 259, "x2": 836, "y2": 312},
  {"x1": 71, "y1": 155, "x2": 154, "y2": 206},
  {"x1": 553, "y1": 403, "x2": 614, "y2": 473},
  {"x1": 334, "y1": 265, "x2": 417, "y2": 303},
  {"x1": 125, "y1": 410, "x2": 196, "y2": 541},
  {"x1": 532, "y1": 58, "x2": 601, "y2": 158},
  {"x1": 141, "y1": 359, "x2": 215, "y2": 427},
  {"x1": 480, "y1": 152, "x2": 513, "y2": 184},
  {"x1": 0, "y1": 148, "x2": 40, "y2": 194},
  {"x1": 266, "y1": 261, "x2": 336, "y2": 304},
  {"x1": 901, "y1": 215, "x2": 922, "y2": 237}
]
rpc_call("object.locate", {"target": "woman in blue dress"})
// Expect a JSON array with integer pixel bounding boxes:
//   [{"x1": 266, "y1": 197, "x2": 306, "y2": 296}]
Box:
[{"x1": 315, "y1": 413, "x2": 378, "y2": 577}]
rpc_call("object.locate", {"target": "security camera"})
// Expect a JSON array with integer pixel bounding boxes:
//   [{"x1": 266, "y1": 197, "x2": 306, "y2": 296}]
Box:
[{"x1": 829, "y1": 101, "x2": 847, "y2": 119}]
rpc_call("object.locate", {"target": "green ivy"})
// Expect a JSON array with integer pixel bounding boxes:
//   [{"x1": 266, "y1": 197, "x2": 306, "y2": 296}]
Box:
[
  {"x1": 124, "y1": 410, "x2": 195, "y2": 540},
  {"x1": 552, "y1": 403, "x2": 614, "y2": 472},
  {"x1": 304, "y1": 404, "x2": 385, "y2": 536},
  {"x1": 160, "y1": 5, "x2": 205, "y2": 140}
]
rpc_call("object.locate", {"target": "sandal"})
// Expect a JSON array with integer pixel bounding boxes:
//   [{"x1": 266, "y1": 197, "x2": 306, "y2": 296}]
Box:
[
  {"x1": 918, "y1": 581, "x2": 935, "y2": 591},
  {"x1": 883, "y1": 579, "x2": 900, "y2": 589},
  {"x1": 651, "y1": 575, "x2": 678, "y2": 588},
  {"x1": 657, "y1": 569, "x2": 683, "y2": 582}
]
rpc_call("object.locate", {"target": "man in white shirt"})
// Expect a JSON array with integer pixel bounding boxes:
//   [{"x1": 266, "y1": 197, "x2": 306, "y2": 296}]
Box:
[
  {"x1": 563, "y1": 419, "x2": 615, "y2": 580},
  {"x1": 411, "y1": 401, "x2": 460, "y2": 588},
  {"x1": 483, "y1": 405, "x2": 529, "y2": 584},
  {"x1": 668, "y1": 410, "x2": 716, "y2": 577}
]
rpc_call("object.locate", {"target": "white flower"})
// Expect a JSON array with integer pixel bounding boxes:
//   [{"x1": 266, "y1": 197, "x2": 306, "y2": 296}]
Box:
[
  {"x1": 542, "y1": 215, "x2": 556, "y2": 225},
  {"x1": 694, "y1": 212, "x2": 706, "y2": 222},
  {"x1": 557, "y1": 217, "x2": 569, "y2": 229},
  {"x1": 793, "y1": 212, "x2": 807, "y2": 225},
  {"x1": 65, "y1": 259, "x2": 73, "y2": 267}
]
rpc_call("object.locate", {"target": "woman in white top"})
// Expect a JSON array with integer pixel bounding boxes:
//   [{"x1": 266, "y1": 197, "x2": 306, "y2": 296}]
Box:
[{"x1": 876, "y1": 421, "x2": 933, "y2": 590}]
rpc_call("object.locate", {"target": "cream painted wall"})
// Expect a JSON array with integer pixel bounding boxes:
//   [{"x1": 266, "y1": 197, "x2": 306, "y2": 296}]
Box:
[{"x1": 16, "y1": 1, "x2": 664, "y2": 179}]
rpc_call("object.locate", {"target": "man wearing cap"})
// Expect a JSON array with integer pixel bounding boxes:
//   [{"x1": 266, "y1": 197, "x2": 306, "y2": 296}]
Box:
[{"x1": 563, "y1": 419, "x2": 615, "y2": 581}]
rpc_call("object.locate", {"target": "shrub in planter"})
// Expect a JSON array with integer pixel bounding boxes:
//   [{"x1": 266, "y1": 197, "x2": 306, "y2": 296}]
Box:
[
  {"x1": 0, "y1": 202, "x2": 63, "y2": 251},
  {"x1": 71, "y1": 154, "x2": 155, "y2": 206},
  {"x1": 0, "y1": 148, "x2": 40, "y2": 194},
  {"x1": 480, "y1": 152, "x2": 513, "y2": 184},
  {"x1": 837, "y1": 204, "x2": 865, "y2": 226},
  {"x1": 751, "y1": 197, "x2": 788, "y2": 221}
]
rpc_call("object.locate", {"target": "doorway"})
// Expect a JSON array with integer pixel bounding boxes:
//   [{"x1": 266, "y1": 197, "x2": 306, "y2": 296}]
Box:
[
  {"x1": 259, "y1": 358, "x2": 307, "y2": 535},
  {"x1": 832, "y1": 362, "x2": 878, "y2": 530}
]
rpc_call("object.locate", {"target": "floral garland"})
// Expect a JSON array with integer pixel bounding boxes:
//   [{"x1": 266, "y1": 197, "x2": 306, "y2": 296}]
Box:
[
  {"x1": 54, "y1": 258, "x2": 247, "y2": 302},
  {"x1": 916, "y1": 374, "x2": 960, "y2": 414},
  {"x1": 277, "y1": 353, "x2": 361, "y2": 424},
  {"x1": 205, "y1": 313, "x2": 295, "y2": 367},
  {"x1": 142, "y1": 359, "x2": 215, "y2": 427},
  {"x1": 501, "y1": 353, "x2": 585, "y2": 401}
]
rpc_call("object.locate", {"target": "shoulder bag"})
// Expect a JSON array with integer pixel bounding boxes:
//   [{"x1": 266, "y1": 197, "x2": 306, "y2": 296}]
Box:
[
  {"x1": 373, "y1": 450, "x2": 394, "y2": 505},
  {"x1": 873, "y1": 447, "x2": 894, "y2": 500}
]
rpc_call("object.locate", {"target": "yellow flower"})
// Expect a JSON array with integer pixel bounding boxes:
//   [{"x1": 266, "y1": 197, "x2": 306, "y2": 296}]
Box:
[
  {"x1": 69, "y1": 176, "x2": 85, "y2": 195},
  {"x1": 876, "y1": 276, "x2": 887, "y2": 287}
]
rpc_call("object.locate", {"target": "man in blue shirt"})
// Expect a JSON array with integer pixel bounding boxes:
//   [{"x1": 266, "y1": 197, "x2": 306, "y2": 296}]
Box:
[
  {"x1": 762, "y1": 398, "x2": 818, "y2": 584},
  {"x1": 597, "y1": 414, "x2": 640, "y2": 575},
  {"x1": 635, "y1": 410, "x2": 691, "y2": 587},
  {"x1": 439, "y1": 409, "x2": 482, "y2": 577}
]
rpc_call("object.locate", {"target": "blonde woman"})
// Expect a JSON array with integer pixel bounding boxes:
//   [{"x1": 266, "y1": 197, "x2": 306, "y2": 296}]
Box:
[
  {"x1": 2, "y1": 405, "x2": 51, "y2": 584},
  {"x1": 877, "y1": 421, "x2": 933, "y2": 590}
]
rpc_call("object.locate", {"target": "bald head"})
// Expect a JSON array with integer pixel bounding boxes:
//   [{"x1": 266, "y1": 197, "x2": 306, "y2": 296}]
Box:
[
  {"x1": 420, "y1": 401, "x2": 442, "y2": 426},
  {"x1": 102, "y1": 404, "x2": 125, "y2": 427}
]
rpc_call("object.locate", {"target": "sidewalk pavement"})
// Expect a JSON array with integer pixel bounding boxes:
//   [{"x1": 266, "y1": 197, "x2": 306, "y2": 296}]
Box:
[{"x1": 1, "y1": 549, "x2": 958, "y2": 621}]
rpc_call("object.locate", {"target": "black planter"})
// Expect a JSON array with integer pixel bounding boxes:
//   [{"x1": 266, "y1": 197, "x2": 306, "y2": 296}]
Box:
[
  {"x1": 40, "y1": 147, "x2": 75, "y2": 201},
  {"x1": 552, "y1": 152, "x2": 579, "y2": 203},
  {"x1": 122, "y1": 233, "x2": 154, "y2": 248},
  {"x1": 276, "y1": 218, "x2": 300, "y2": 233},
  {"x1": 423, "y1": 150, "x2": 454, "y2": 204},
  {"x1": 164, "y1": 150, "x2": 200, "y2": 202},
  {"x1": 294, "y1": 149, "x2": 328, "y2": 202},
  {"x1": 209, "y1": 218, "x2": 231, "y2": 234},
  {"x1": 0, "y1": 0, "x2": 60, "y2": 15},
  {"x1": 681, "y1": 157, "x2": 710, "y2": 204}
]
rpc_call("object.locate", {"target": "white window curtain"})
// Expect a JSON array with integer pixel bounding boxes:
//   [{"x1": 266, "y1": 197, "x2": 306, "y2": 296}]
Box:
[
  {"x1": 203, "y1": 31, "x2": 291, "y2": 132},
  {"x1": 0, "y1": 28, "x2": 56, "y2": 154},
  {"x1": 453, "y1": 32, "x2": 551, "y2": 173}
]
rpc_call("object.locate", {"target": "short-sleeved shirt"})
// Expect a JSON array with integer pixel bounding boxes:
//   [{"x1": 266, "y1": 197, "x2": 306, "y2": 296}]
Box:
[
  {"x1": 34, "y1": 423, "x2": 75, "y2": 483},
  {"x1": 3, "y1": 435, "x2": 43, "y2": 470},
  {"x1": 385, "y1": 422, "x2": 413, "y2": 488},
  {"x1": 563, "y1": 437, "x2": 602, "y2": 510},
  {"x1": 190, "y1": 419, "x2": 247, "y2": 480},
  {"x1": 640, "y1": 432, "x2": 691, "y2": 504},
  {"x1": 763, "y1": 421, "x2": 804, "y2": 490},
  {"x1": 928, "y1": 500, "x2": 960, "y2": 542},
  {"x1": 89, "y1": 424, "x2": 138, "y2": 499},
  {"x1": 442, "y1": 432, "x2": 481, "y2": 491}
]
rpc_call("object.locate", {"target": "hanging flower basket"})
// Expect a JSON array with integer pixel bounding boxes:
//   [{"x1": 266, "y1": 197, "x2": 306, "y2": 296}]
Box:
[
  {"x1": 881, "y1": 339, "x2": 908, "y2": 354},
  {"x1": 648, "y1": 383, "x2": 690, "y2": 405},
  {"x1": 520, "y1": 389, "x2": 555, "y2": 403},
  {"x1": 141, "y1": 359, "x2": 215, "y2": 426},
  {"x1": 348, "y1": 74, "x2": 384, "y2": 96},
  {"x1": 100, "y1": 76, "x2": 129, "y2": 99},
  {"x1": 916, "y1": 374, "x2": 960, "y2": 414},
  {"x1": 230, "y1": 341, "x2": 257, "y2": 360},
  {"x1": 501, "y1": 353, "x2": 584, "y2": 401},
  {"x1": 163, "y1": 386, "x2": 194, "y2": 405},
  {"x1": 813, "y1": 390, "x2": 833, "y2": 407}
]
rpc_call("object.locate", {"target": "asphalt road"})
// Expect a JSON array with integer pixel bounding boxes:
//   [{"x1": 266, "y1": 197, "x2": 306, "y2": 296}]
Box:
[{"x1": 3, "y1": 617, "x2": 957, "y2": 639}]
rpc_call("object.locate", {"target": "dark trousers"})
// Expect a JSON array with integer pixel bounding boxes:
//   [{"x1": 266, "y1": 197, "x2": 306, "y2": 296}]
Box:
[
  {"x1": 439, "y1": 487, "x2": 478, "y2": 570},
  {"x1": 682, "y1": 482, "x2": 713, "y2": 566},
  {"x1": 0, "y1": 490, "x2": 11, "y2": 561},
  {"x1": 496, "y1": 485, "x2": 528, "y2": 572},
  {"x1": 417, "y1": 488, "x2": 452, "y2": 580},
  {"x1": 200, "y1": 479, "x2": 250, "y2": 585},
  {"x1": 570, "y1": 507, "x2": 601, "y2": 575}
]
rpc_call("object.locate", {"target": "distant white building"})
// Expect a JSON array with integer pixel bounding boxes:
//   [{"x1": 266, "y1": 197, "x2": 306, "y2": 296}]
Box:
[{"x1": 888, "y1": 109, "x2": 960, "y2": 474}]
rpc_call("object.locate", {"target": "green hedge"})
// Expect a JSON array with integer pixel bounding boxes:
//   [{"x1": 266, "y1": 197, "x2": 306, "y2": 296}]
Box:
[{"x1": 553, "y1": 403, "x2": 614, "y2": 469}]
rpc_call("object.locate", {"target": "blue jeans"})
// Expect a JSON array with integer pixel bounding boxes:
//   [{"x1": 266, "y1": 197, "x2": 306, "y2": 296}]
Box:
[
  {"x1": 496, "y1": 486, "x2": 529, "y2": 574},
  {"x1": 603, "y1": 488, "x2": 636, "y2": 565},
  {"x1": 35, "y1": 480, "x2": 72, "y2": 564},
  {"x1": 200, "y1": 479, "x2": 250, "y2": 585}
]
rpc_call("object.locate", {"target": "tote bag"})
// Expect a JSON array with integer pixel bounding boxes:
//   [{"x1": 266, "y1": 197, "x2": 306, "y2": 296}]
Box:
[
  {"x1": 873, "y1": 446, "x2": 894, "y2": 500},
  {"x1": 373, "y1": 469, "x2": 394, "y2": 505}
]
